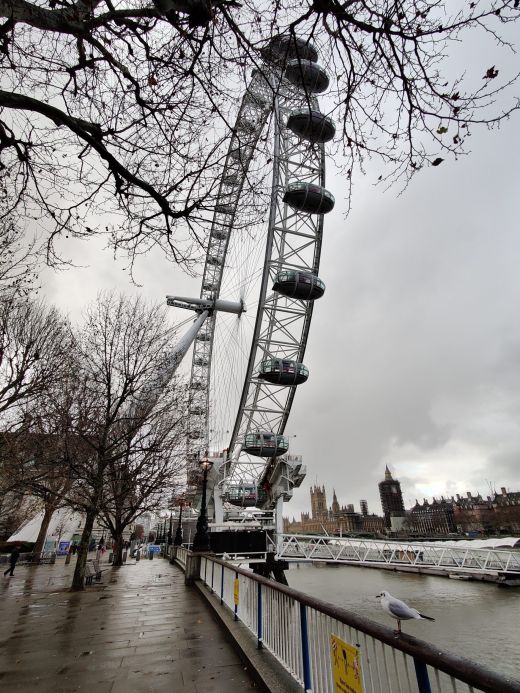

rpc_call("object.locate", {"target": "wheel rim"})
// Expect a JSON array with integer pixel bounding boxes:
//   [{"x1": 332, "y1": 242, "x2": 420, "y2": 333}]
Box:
[{"x1": 187, "y1": 40, "x2": 333, "y2": 513}]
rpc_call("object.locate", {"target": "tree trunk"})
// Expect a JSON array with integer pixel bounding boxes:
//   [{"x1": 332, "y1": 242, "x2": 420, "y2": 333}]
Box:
[
  {"x1": 112, "y1": 530, "x2": 124, "y2": 567},
  {"x1": 71, "y1": 508, "x2": 96, "y2": 591},
  {"x1": 33, "y1": 503, "x2": 55, "y2": 554}
]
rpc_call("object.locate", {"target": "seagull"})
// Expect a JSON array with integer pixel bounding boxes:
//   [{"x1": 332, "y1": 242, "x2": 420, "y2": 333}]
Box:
[{"x1": 377, "y1": 590, "x2": 435, "y2": 634}]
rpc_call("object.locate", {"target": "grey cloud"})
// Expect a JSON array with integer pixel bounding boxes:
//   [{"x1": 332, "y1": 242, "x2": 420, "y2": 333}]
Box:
[{"x1": 39, "y1": 66, "x2": 520, "y2": 520}]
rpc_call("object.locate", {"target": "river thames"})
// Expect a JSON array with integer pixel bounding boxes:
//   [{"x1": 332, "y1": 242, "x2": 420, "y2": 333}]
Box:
[{"x1": 287, "y1": 562, "x2": 520, "y2": 679}]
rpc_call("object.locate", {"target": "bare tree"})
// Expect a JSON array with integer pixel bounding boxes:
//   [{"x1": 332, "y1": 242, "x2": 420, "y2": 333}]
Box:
[
  {"x1": 226, "y1": 1, "x2": 520, "y2": 200},
  {"x1": 100, "y1": 395, "x2": 187, "y2": 565},
  {"x1": 0, "y1": 451, "x2": 27, "y2": 539},
  {"x1": 19, "y1": 402, "x2": 78, "y2": 553},
  {"x1": 50, "y1": 292, "x2": 186, "y2": 589},
  {"x1": 0, "y1": 297, "x2": 73, "y2": 421},
  {"x1": 0, "y1": 220, "x2": 39, "y2": 300},
  {"x1": 1, "y1": 0, "x2": 518, "y2": 267},
  {"x1": 0, "y1": 0, "x2": 241, "y2": 270},
  {"x1": 0, "y1": 428, "x2": 58, "y2": 541}
]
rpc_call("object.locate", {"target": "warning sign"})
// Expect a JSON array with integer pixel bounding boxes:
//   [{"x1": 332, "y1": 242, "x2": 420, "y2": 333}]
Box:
[{"x1": 330, "y1": 634, "x2": 363, "y2": 693}]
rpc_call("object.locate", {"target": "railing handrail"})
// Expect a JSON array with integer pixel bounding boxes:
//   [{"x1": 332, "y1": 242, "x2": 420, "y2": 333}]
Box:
[{"x1": 204, "y1": 555, "x2": 520, "y2": 693}]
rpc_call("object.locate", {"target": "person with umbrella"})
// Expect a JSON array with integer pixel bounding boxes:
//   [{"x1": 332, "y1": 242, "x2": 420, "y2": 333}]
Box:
[{"x1": 3, "y1": 545, "x2": 21, "y2": 577}]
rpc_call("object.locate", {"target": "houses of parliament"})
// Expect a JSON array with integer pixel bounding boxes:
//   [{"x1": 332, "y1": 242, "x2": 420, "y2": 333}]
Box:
[
  {"x1": 283, "y1": 466, "x2": 520, "y2": 536},
  {"x1": 283, "y1": 483, "x2": 387, "y2": 536}
]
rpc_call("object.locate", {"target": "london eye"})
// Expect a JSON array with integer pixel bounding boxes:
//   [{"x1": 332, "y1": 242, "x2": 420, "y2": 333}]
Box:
[{"x1": 167, "y1": 35, "x2": 335, "y2": 529}]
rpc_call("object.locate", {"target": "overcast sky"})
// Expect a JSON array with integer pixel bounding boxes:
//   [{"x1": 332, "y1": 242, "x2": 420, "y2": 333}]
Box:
[{"x1": 41, "y1": 35, "x2": 520, "y2": 521}]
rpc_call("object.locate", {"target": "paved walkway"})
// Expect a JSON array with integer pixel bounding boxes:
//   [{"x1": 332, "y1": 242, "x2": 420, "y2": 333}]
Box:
[{"x1": 0, "y1": 556, "x2": 257, "y2": 692}]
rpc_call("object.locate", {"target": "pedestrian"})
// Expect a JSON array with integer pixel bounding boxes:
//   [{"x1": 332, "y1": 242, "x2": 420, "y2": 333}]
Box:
[{"x1": 3, "y1": 545, "x2": 21, "y2": 577}]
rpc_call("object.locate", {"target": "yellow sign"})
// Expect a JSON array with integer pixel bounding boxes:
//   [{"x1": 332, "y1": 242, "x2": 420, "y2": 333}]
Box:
[
  {"x1": 233, "y1": 578, "x2": 239, "y2": 606},
  {"x1": 330, "y1": 635, "x2": 363, "y2": 693}
]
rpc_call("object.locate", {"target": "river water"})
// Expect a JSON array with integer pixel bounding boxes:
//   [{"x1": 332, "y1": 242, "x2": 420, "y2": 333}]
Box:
[{"x1": 286, "y1": 563, "x2": 520, "y2": 680}]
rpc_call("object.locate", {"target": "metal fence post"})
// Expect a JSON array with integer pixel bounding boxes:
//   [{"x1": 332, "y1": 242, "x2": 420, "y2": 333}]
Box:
[
  {"x1": 211, "y1": 559, "x2": 215, "y2": 592},
  {"x1": 413, "y1": 658, "x2": 432, "y2": 693},
  {"x1": 257, "y1": 583, "x2": 263, "y2": 650},
  {"x1": 220, "y1": 564, "x2": 225, "y2": 605},
  {"x1": 234, "y1": 571, "x2": 239, "y2": 621},
  {"x1": 299, "y1": 603, "x2": 312, "y2": 693}
]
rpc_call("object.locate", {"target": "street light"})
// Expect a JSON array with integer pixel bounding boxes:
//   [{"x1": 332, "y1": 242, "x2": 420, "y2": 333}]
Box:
[
  {"x1": 167, "y1": 513, "x2": 173, "y2": 546},
  {"x1": 174, "y1": 502, "x2": 184, "y2": 547},
  {"x1": 192, "y1": 458, "x2": 214, "y2": 552},
  {"x1": 161, "y1": 520, "x2": 166, "y2": 543}
]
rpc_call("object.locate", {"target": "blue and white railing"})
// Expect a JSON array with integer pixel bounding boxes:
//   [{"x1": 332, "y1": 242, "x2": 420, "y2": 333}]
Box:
[{"x1": 175, "y1": 553, "x2": 520, "y2": 693}]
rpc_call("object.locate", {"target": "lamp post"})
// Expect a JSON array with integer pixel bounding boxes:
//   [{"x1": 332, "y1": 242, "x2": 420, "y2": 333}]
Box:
[
  {"x1": 192, "y1": 458, "x2": 213, "y2": 552},
  {"x1": 174, "y1": 502, "x2": 184, "y2": 547},
  {"x1": 167, "y1": 513, "x2": 173, "y2": 546}
]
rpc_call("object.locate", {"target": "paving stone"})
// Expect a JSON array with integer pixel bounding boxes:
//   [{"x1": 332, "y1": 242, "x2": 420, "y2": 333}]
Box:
[{"x1": 0, "y1": 558, "x2": 257, "y2": 691}]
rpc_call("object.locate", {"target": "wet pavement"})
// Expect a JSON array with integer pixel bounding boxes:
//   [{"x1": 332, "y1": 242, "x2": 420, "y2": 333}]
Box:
[{"x1": 0, "y1": 556, "x2": 257, "y2": 692}]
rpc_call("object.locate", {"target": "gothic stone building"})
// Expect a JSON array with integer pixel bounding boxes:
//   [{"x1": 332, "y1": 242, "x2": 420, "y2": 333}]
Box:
[
  {"x1": 284, "y1": 486, "x2": 385, "y2": 535},
  {"x1": 378, "y1": 466, "x2": 405, "y2": 529},
  {"x1": 405, "y1": 488, "x2": 520, "y2": 535}
]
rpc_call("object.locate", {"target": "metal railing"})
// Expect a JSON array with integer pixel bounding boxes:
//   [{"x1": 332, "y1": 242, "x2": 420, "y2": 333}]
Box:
[
  {"x1": 276, "y1": 534, "x2": 520, "y2": 577},
  {"x1": 174, "y1": 545, "x2": 189, "y2": 568},
  {"x1": 192, "y1": 554, "x2": 520, "y2": 693}
]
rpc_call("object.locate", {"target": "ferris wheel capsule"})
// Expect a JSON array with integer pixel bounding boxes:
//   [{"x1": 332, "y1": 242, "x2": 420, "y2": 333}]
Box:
[
  {"x1": 229, "y1": 146, "x2": 253, "y2": 164},
  {"x1": 287, "y1": 109, "x2": 335, "y2": 143},
  {"x1": 223, "y1": 173, "x2": 239, "y2": 186},
  {"x1": 215, "y1": 203, "x2": 234, "y2": 215},
  {"x1": 243, "y1": 432, "x2": 289, "y2": 457},
  {"x1": 283, "y1": 182, "x2": 335, "y2": 214},
  {"x1": 258, "y1": 358, "x2": 309, "y2": 386},
  {"x1": 211, "y1": 228, "x2": 229, "y2": 241},
  {"x1": 272, "y1": 269, "x2": 325, "y2": 300},
  {"x1": 238, "y1": 117, "x2": 258, "y2": 135},
  {"x1": 260, "y1": 35, "x2": 318, "y2": 65},
  {"x1": 284, "y1": 59, "x2": 330, "y2": 93}
]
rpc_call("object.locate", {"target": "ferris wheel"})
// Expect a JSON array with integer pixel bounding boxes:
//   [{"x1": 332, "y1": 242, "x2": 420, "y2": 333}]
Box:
[{"x1": 167, "y1": 35, "x2": 335, "y2": 524}]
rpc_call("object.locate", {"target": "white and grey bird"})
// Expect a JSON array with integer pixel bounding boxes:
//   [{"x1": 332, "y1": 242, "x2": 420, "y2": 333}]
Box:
[{"x1": 377, "y1": 591, "x2": 435, "y2": 634}]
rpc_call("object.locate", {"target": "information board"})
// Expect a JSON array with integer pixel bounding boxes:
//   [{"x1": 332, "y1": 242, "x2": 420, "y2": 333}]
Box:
[
  {"x1": 58, "y1": 541, "x2": 70, "y2": 556},
  {"x1": 330, "y1": 634, "x2": 363, "y2": 693}
]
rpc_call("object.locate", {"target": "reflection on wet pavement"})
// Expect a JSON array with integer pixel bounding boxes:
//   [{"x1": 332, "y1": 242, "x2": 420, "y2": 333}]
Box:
[{"x1": 0, "y1": 558, "x2": 256, "y2": 692}]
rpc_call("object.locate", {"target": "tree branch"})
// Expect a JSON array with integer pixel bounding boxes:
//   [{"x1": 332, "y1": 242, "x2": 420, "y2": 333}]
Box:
[{"x1": 0, "y1": 89, "x2": 196, "y2": 223}]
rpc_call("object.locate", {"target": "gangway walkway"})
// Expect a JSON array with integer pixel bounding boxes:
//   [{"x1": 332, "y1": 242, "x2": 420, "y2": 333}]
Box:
[{"x1": 276, "y1": 533, "x2": 520, "y2": 581}]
